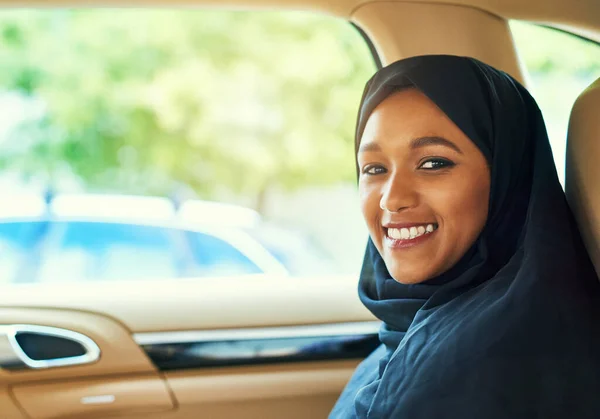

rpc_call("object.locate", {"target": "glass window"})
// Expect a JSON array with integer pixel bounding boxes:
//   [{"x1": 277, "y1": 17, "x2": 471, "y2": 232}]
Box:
[
  {"x1": 0, "y1": 10, "x2": 375, "y2": 282},
  {"x1": 510, "y1": 22, "x2": 600, "y2": 184}
]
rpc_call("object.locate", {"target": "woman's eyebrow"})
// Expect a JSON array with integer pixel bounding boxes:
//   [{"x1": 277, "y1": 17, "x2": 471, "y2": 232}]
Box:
[
  {"x1": 358, "y1": 142, "x2": 382, "y2": 153},
  {"x1": 411, "y1": 136, "x2": 463, "y2": 154}
]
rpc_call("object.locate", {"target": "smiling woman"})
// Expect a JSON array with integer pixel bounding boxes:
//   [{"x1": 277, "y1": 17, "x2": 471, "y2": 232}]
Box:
[
  {"x1": 331, "y1": 55, "x2": 600, "y2": 419},
  {"x1": 357, "y1": 89, "x2": 490, "y2": 284}
]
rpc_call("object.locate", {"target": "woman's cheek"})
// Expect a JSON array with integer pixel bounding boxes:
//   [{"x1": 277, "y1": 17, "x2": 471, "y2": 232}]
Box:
[
  {"x1": 359, "y1": 182, "x2": 381, "y2": 229},
  {"x1": 431, "y1": 176, "x2": 489, "y2": 235}
]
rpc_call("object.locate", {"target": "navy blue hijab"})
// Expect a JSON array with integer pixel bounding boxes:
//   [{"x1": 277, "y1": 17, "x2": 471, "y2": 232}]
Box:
[{"x1": 330, "y1": 55, "x2": 600, "y2": 418}]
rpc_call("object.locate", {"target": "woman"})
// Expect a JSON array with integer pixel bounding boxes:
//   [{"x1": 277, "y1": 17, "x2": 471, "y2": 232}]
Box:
[{"x1": 331, "y1": 55, "x2": 600, "y2": 418}]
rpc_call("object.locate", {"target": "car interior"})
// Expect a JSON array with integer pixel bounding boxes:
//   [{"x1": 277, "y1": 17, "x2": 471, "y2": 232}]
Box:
[
  {"x1": 0, "y1": 0, "x2": 598, "y2": 418},
  {"x1": 566, "y1": 77, "x2": 600, "y2": 277}
]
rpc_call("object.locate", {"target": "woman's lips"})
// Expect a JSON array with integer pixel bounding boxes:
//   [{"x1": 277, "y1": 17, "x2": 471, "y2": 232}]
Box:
[{"x1": 383, "y1": 223, "x2": 438, "y2": 249}]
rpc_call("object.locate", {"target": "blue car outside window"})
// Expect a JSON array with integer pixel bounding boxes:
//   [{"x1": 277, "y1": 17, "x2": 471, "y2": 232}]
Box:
[
  {"x1": 0, "y1": 221, "x2": 263, "y2": 283},
  {"x1": 0, "y1": 221, "x2": 48, "y2": 248},
  {"x1": 39, "y1": 222, "x2": 179, "y2": 282},
  {"x1": 185, "y1": 231, "x2": 262, "y2": 276},
  {"x1": 0, "y1": 221, "x2": 49, "y2": 283}
]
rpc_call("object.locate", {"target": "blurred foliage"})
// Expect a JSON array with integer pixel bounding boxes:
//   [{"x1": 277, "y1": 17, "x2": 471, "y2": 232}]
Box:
[
  {"x1": 0, "y1": 10, "x2": 375, "y2": 206},
  {"x1": 0, "y1": 11, "x2": 598, "y2": 207},
  {"x1": 511, "y1": 22, "x2": 600, "y2": 77}
]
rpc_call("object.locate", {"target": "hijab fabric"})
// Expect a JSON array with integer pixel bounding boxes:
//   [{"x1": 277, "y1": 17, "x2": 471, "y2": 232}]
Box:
[{"x1": 330, "y1": 55, "x2": 600, "y2": 419}]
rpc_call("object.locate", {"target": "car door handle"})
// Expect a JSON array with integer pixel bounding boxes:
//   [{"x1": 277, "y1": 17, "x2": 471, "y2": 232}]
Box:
[{"x1": 0, "y1": 324, "x2": 101, "y2": 370}]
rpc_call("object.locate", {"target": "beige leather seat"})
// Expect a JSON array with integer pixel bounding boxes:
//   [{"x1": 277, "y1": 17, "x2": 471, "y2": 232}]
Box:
[{"x1": 566, "y1": 77, "x2": 600, "y2": 277}]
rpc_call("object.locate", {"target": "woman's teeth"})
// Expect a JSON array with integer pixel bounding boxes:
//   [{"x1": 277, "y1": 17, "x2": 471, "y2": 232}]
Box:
[{"x1": 387, "y1": 224, "x2": 437, "y2": 240}]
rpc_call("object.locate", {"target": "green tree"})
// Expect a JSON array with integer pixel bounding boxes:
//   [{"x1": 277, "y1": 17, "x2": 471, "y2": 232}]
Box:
[{"x1": 0, "y1": 10, "x2": 376, "y2": 209}]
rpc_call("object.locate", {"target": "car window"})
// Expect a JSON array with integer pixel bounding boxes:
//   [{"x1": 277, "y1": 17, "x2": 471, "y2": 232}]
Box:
[
  {"x1": 510, "y1": 22, "x2": 600, "y2": 185},
  {"x1": 0, "y1": 10, "x2": 374, "y2": 282}
]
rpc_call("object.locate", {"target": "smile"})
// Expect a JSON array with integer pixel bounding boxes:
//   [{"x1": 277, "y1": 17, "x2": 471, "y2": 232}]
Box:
[{"x1": 383, "y1": 223, "x2": 438, "y2": 248}]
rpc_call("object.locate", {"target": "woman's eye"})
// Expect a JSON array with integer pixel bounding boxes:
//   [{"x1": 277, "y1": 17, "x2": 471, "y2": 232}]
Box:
[
  {"x1": 362, "y1": 165, "x2": 387, "y2": 175},
  {"x1": 418, "y1": 158, "x2": 455, "y2": 170}
]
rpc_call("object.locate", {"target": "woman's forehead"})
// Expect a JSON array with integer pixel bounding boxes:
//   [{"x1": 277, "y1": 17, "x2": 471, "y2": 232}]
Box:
[{"x1": 359, "y1": 90, "x2": 470, "y2": 150}]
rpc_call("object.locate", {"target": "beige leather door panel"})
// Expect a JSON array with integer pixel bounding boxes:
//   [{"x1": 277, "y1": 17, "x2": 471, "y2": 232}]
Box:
[
  {"x1": 0, "y1": 277, "x2": 372, "y2": 332},
  {"x1": 0, "y1": 387, "x2": 26, "y2": 419},
  {"x1": 0, "y1": 307, "x2": 156, "y2": 384},
  {"x1": 153, "y1": 360, "x2": 361, "y2": 419},
  {"x1": 0, "y1": 279, "x2": 374, "y2": 418},
  {"x1": 12, "y1": 375, "x2": 175, "y2": 419},
  {"x1": 0, "y1": 307, "x2": 176, "y2": 418}
]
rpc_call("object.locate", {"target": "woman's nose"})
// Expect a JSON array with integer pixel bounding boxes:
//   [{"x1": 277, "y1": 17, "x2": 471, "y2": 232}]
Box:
[{"x1": 379, "y1": 174, "x2": 418, "y2": 212}]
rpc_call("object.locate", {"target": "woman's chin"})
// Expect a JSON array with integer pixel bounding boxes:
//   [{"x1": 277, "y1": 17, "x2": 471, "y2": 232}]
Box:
[{"x1": 388, "y1": 266, "x2": 433, "y2": 285}]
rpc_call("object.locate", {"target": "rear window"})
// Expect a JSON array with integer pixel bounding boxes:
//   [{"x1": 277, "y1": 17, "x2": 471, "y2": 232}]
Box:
[
  {"x1": 511, "y1": 22, "x2": 600, "y2": 184},
  {"x1": 0, "y1": 10, "x2": 375, "y2": 282}
]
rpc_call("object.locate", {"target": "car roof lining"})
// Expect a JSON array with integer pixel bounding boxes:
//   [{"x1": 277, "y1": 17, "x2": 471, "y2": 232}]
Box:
[{"x1": 0, "y1": 0, "x2": 598, "y2": 43}]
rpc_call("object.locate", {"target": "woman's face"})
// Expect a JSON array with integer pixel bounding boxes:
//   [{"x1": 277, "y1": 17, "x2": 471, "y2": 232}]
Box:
[{"x1": 358, "y1": 89, "x2": 491, "y2": 284}]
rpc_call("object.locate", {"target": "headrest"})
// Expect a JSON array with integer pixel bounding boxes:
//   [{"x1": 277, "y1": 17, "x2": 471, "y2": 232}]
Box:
[{"x1": 566, "y1": 77, "x2": 600, "y2": 277}]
